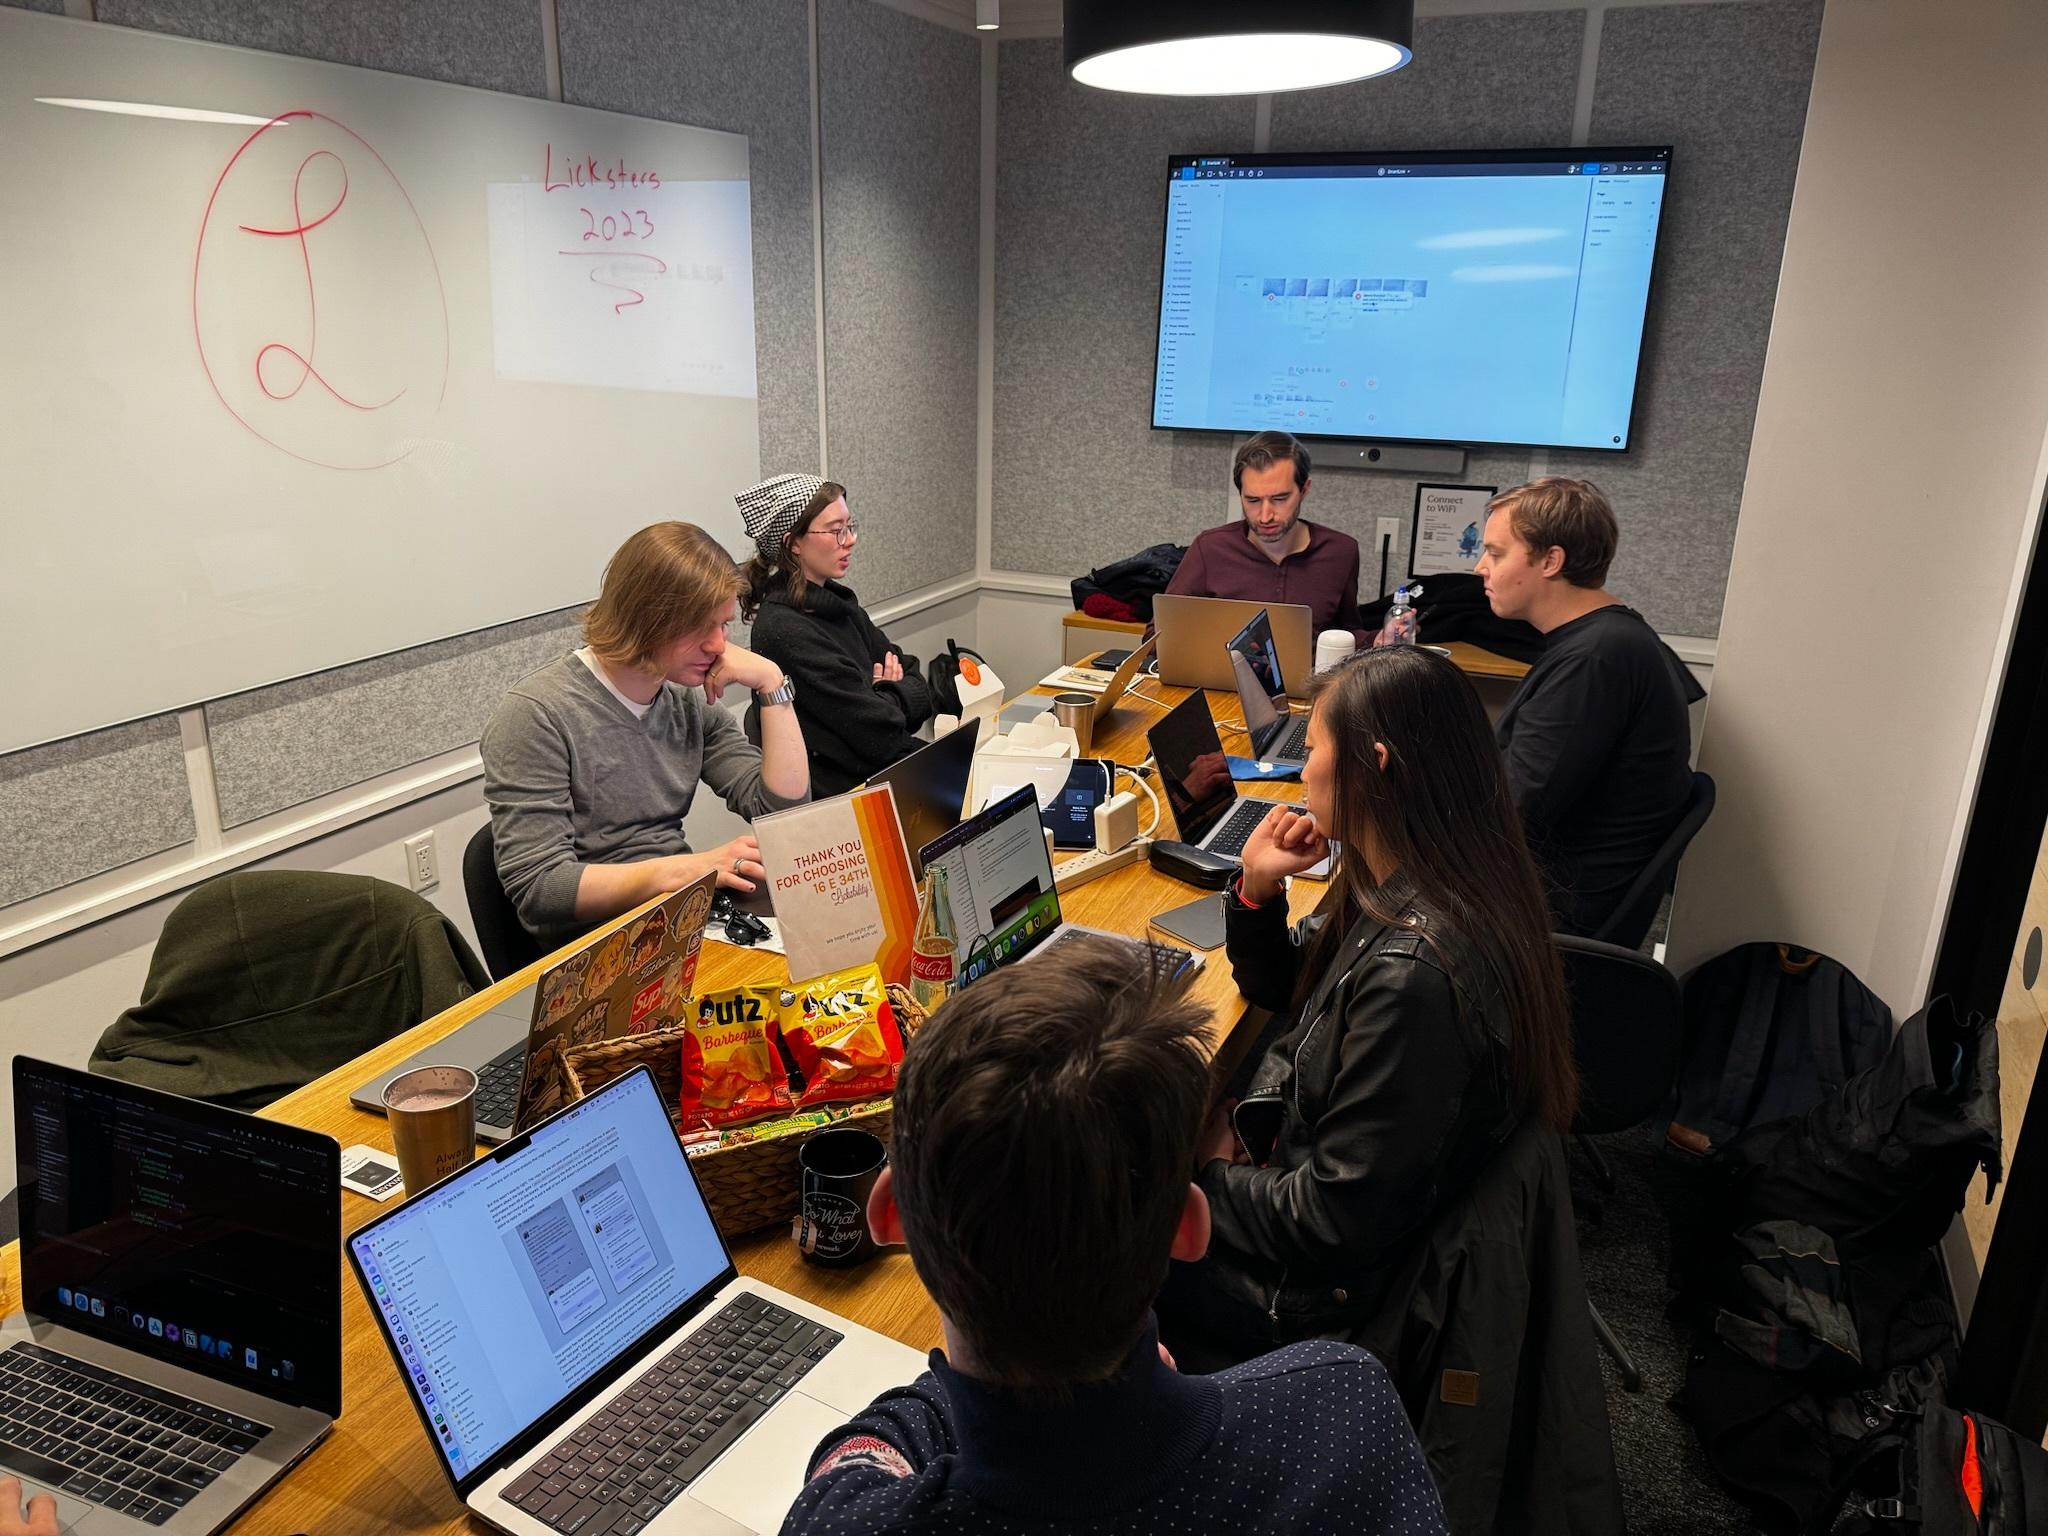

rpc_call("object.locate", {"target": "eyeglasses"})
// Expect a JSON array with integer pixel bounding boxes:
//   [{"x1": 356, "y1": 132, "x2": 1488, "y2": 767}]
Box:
[{"x1": 809, "y1": 518, "x2": 860, "y2": 546}]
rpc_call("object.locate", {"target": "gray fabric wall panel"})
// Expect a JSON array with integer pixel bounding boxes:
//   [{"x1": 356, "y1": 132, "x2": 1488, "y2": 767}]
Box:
[
  {"x1": 816, "y1": 0, "x2": 979, "y2": 602},
  {"x1": 1546, "y1": 0, "x2": 1824, "y2": 636},
  {"x1": 0, "y1": 718, "x2": 193, "y2": 906},
  {"x1": 558, "y1": 0, "x2": 821, "y2": 479},
  {"x1": 96, "y1": 0, "x2": 548, "y2": 96},
  {"x1": 992, "y1": 40, "x2": 1256, "y2": 576},
  {"x1": 1266, "y1": 11, "x2": 1584, "y2": 598},
  {"x1": 1317, "y1": 450, "x2": 1544, "y2": 604},
  {"x1": 992, "y1": 3, "x2": 1822, "y2": 638},
  {"x1": 206, "y1": 610, "x2": 583, "y2": 827},
  {"x1": 2, "y1": 1, "x2": 68, "y2": 16},
  {"x1": 1267, "y1": 10, "x2": 1585, "y2": 154}
]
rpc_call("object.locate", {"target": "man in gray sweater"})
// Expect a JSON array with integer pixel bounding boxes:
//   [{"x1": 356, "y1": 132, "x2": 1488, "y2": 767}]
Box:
[{"x1": 481, "y1": 522, "x2": 810, "y2": 951}]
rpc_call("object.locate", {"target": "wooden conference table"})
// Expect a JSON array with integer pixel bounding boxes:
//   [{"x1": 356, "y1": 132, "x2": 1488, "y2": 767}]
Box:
[
  {"x1": 0, "y1": 681, "x2": 1318, "y2": 1534},
  {"x1": 1059, "y1": 610, "x2": 1532, "y2": 683}
]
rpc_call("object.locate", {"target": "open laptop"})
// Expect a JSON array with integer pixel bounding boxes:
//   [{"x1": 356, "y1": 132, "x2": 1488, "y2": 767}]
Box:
[
  {"x1": 347, "y1": 1066, "x2": 923, "y2": 1536},
  {"x1": 1147, "y1": 690, "x2": 1282, "y2": 863},
  {"x1": 350, "y1": 875, "x2": 715, "y2": 1142},
  {"x1": 919, "y1": 786, "x2": 1196, "y2": 988},
  {"x1": 1153, "y1": 595, "x2": 1313, "y2": 696},
  {"x1": 1227, "y1": 610, "x2": 1310, "y2": 766},
  {"x1": 1083, "y1": 634, "x2": 1157, "y2": 729},
  {"x1": 868, "y1": 721, "x2": 979, "y2": 880},
  {"x1": 999, "y1": 635, "x2": 1160, "y2": 734},
  {"x1": 3, "y1": 1057, "x2": 340, "y2": 1535}
]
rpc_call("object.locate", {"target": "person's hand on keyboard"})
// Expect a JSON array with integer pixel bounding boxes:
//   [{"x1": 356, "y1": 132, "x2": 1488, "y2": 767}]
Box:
[{"x1": 0, "y1": 1476, "x2": 57, "y2": 1536}]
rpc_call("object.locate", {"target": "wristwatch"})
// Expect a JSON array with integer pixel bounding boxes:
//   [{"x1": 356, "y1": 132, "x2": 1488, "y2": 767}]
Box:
[{"x1": 755, "y1": 677, "x2": 797, "y2": 710}]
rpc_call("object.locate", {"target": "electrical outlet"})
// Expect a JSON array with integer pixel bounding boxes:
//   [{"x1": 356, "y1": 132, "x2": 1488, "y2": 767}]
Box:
[
  {"x1": 404, "y1": 831, "x2": 439, "y2": 892},
  {"x1": 1375, "y1": 516, "x2": 1403, "y2": 552}
]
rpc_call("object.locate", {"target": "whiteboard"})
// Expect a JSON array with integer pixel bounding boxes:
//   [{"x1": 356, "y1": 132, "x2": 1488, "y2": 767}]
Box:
[{"x1": 0, "y1": 11, "x2": 762, "y2": 754}]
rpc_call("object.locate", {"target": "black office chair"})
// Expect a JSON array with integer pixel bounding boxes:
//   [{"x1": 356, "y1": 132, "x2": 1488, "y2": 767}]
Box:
[
  {"x1": 1591, "y1": 770, "x2": 1716, "y2": 951},
  {"x1": 1559, "y1": 933, "x2": 1685, "y2": 1391},
  {"x1": 463, "y1": 823, "x2": 544, "y2": 982}
]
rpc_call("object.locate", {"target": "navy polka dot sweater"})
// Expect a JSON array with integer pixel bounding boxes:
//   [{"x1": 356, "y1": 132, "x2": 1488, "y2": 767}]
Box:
[{"x1": 779, "y1": 1318, "x2": 1445, "y2": 1534}]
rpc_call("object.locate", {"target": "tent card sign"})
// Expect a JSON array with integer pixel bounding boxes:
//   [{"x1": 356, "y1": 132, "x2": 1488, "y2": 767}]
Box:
[
  {"x1": 754, "y1": 785, "x2": 919, "y2": 986},
  {"x1": 1410, "y1": 483, "x2": 1498, "y2": 577}
]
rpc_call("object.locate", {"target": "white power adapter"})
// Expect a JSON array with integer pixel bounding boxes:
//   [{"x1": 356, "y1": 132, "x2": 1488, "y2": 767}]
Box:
[{"x1": 1094, "y1": 790, "x2": 1141, "y2": 854}]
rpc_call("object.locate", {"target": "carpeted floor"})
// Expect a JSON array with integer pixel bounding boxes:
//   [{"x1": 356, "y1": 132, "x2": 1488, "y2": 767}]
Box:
[{"x1": 1573, "y1": 1126, "x2": 1762, "y2": 1534}]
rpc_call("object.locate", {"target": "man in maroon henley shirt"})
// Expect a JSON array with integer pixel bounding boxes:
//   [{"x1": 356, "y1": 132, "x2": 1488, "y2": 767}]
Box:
[{"x1": 1164, "y1": 431, "x2": 1366, "y2": 643}]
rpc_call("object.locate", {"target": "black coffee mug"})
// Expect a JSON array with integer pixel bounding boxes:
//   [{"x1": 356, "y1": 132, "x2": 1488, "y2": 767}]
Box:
[{"x1": 795, "y1": 1128, "x2": 887, "y2": 1268}]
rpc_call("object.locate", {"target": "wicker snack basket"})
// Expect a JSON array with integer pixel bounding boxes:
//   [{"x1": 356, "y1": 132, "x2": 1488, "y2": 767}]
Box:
[{"x1": 552, "y1": 984, "x2": 928, "y2": 1237}]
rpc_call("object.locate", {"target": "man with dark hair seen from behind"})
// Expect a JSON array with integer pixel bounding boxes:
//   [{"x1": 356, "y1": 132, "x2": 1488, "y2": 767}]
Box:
[
  {"x1": 1478, "y1": 477, "x2": 1700, "y2": 939},
  {"x1": 780, "y1": 936, "x2": 1444, "y2": 1535},
  {"x1": 1164, "y1": 430, "x2": 1367, "y2": 640}
]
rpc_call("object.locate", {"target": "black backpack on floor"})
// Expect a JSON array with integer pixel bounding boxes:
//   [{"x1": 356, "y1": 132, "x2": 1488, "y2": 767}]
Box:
[
  {"x1": 1832, "y1": 1403, "x2": 2048, "y2": 1536},
  {"x1": 1669, "y1": 943, "x2": 1892, "y2": 1157},
  {"x1": 1672, "y1": 999, "x2": 2005, "y2": 1534}
]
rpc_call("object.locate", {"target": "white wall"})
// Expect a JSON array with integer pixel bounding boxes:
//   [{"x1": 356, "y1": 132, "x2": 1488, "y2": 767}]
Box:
[
  {"x1": 972, "y1": 587, "x2": 1070, "y2": 702},
  {"x1": 1668, "y1": 0, "x2": 2048, "y2": 1014}
]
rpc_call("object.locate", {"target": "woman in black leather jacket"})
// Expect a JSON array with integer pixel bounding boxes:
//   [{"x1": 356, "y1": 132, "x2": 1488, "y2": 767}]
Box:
[{"x1": 1158, "y1": 645, "x2": 1577, "y2": 1362}]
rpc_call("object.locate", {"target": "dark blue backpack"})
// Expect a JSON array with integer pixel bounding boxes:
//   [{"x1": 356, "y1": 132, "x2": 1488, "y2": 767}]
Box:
[
  {"x1": 1070, "y1": 542, "x2": 1186, "y2": 621},
  {"x1": 1669, "y1": 943, "x2": 1892, "y2": 1157}
]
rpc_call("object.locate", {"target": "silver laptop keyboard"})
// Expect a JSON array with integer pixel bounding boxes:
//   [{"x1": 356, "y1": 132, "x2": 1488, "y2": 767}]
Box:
[
  {"x1": 1206, "y1": 800, "x2": 1271, "y2": 859},
  {"x1": 1033, "y1": 925, "x2": 1197, "y2": 985},
  {"x1": 1270, "y1": 717, "x2": 1309, "y2": 760},
  {"x1": 501, "y1": 1293, "x2": 840, "y2": 1536},
  {"x1": 0, "y1": 1343, "x2": 267, "y2": 1525}
]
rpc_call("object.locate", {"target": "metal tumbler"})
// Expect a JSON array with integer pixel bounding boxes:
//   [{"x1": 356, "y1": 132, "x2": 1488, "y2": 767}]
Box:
[
  {"x1": 1050, "y1": 692, "x2": 1095, "y2": 755},
  {"x1": 382, "y1": 1064, "x2": 479, "y2": 1196}
]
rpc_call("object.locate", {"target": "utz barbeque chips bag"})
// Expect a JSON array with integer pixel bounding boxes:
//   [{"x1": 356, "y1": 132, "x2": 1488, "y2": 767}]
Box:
[
  {"x1": 780, "y1": 965, "x2": 905, "y2": 1110},
  {"x1": 681, "y1": 984, "x2": 794, "y2": 1130}
]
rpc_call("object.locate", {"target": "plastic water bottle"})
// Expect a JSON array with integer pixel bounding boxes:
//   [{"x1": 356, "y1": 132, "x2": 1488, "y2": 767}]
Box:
[{"x1": 1381, "y1": 583, "x2": 1423, "y2": 646}]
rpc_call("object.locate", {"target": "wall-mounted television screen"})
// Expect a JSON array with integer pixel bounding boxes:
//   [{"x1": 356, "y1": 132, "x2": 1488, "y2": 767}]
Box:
[{"x1": 1152, "y1": 147, "x2": 1672, "y2": 452}]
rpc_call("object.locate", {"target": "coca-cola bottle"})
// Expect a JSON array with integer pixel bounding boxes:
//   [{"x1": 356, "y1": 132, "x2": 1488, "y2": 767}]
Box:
[{"x1": 910, "y1": 866, "x2": 958, "y2": 1013}]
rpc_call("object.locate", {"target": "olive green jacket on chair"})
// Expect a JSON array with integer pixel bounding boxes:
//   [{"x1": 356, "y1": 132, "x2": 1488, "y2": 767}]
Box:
[{"x1": 91, "y1": 871, "x2": 490, "y2": 1111}]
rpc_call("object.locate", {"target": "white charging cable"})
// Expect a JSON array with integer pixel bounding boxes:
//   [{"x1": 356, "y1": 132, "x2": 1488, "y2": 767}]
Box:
[{"x1": 1113, "y1": 759, "x2": 1164, "y2": 838}]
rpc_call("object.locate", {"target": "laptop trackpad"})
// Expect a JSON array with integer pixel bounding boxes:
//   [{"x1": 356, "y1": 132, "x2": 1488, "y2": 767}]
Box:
[
  {"x1": 13, "y1": 1479, "x2": 88, "y2": 1534},
  {"x1": 686, "y1": 1392, "x2": 847, "y2": 1534}
]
